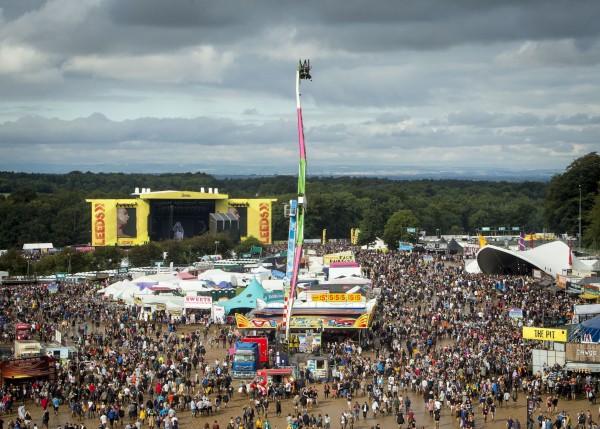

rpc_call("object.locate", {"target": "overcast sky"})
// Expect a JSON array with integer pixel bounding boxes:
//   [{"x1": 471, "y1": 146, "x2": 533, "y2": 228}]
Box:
[{"x1": 1, "y1": 0, "x2": 599, "y2": 176}]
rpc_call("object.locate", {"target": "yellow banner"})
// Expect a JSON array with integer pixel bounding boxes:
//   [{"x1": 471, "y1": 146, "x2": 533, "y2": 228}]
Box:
[
  {"x1": 90, "y1": 201, "x2": 117, "y2": 246},
  {"x1": 228, "y1": 199, "x2": 275, "y2": 245},
  {"x1": 323, "y1": 251, "x2": 355, "y2": 265},
  {"x1": 87, "y1": 198, "x2": 150, "y2": 246},
  {"x1": 522, "y1": 327, "x2": 567, "y2": 342},
  {"x1": 310, "y1": 293, "x2": 362, "y2": 303}
]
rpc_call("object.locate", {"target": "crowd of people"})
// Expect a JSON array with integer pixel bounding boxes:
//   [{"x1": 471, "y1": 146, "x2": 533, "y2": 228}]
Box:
[{"x1": 0, "y1": 245, "x2": 598, "y2": 429}]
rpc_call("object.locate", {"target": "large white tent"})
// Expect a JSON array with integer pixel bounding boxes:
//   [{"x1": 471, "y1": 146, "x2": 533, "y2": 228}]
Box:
[
  {"x1": 476, "y1": 240, "x2": 596, "y2": 276},
  {"x1": 326, "y1": 276, "x2": 371, "y2": 285},
  {"x1": 133, "y1": 273, "x2": 177, "y2": 284},
  {"x1": 178, "y1": 280, "x2": 215, "y2": 294}
]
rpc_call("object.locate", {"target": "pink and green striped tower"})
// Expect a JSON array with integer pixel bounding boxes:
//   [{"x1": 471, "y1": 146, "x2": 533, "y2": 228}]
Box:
[{"x1": 282, "y1": 60, "x2": 312, "y2": 342}]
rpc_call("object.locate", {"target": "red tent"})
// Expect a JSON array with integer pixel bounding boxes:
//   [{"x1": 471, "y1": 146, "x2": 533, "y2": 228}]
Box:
[{"x1": 176, "y1": 272, "x2": 197, "y2": 280}]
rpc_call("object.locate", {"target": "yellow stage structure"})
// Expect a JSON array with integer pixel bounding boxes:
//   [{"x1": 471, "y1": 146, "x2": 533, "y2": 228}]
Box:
[{"x1": 86, "y1": 189, "x2": 275, "y2": 247}]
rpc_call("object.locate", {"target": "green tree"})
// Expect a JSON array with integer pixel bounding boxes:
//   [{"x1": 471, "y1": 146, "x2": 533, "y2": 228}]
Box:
[
  {"x1": 545, "y1": 152, "x2": 600, "y2": 236},
  {"x1": 8, "y1": 187, "x2": 38, "y2": 203},
  {"x1": 304, "y1": 192, "x2": 361, "y2": 239},
  {"x1": 0, "y1": 170, "x2": 560, "y2": 249},
  {"x1": 90, "y1": 247, "x2": 126, "y2": 271},
  {"x1": 0, "y1": 249, "x2": 29, "y2": 275},
  {"x1": 449, "y1": 225, "x2": 463, "y2": 235},
  {"x1": 468, "y1": 209, "x2": 489, "y2": 231},
  {"x1": 583, "y1": 185, "x2": 600, "y2": 249},
  {"x1": 127, "y1": 242, "x2": 164, "y2": 268},
  {"x1": 32, "y1": 254, "x2": 59, "y2": 275},
  {"x1": 212, "y1": 233, "x2": 234, "y2": 258},
  {"x1": 357, "y1": 201, "x2": 385, "y2": 245},
  {"x1": 185, "y1": 233, "x2": 234, "y2": 259},
  {"x1": 161, "y1": 240, "x2": 188, "y2": 266},
  {"x1": 235, "y1": 236, "x2": 264, "y2": 257},
  {"x1": 382, "y1": 210, "x2": 419, "y2": 248}
]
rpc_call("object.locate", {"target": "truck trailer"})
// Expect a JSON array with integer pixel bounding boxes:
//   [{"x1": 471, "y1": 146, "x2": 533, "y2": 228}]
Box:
[
  {"x1": 241, "y1": 336, "x2": 269, "y2": 365},
  {"x1": 232, "y1": 342, "x2": 260, "y2": 379}
]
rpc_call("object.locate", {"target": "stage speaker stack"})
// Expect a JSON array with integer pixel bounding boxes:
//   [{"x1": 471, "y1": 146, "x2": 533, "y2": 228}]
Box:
[{"x1": 209, "y1": 213, "x2": 240, "y2": 243}]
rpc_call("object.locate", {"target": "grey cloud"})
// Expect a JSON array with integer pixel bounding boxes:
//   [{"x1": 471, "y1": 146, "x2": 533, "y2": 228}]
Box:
[
  {"x1": 556, "y1": 114, "x2": 600, "y2": 126},
  {"x1": 1, "y1": 112, "x2": 597, "y2": 172},
  {"x1": 0, "y1": 0, "x2": 46, "y2": 20},
  {"x1": 1, "y1": 0, "x2": 599, "y2": 175},
  {"x1": 375, "y1": 113, "x2": 411, "y2": 124},
  {"x1": 0, "y1": 114, "x2": 250, "y2": 145},
  {"x1": 447, "y1": 111, "x2": 542, "y2": 128},
  {"x1": 542, "y1": 114, "x2": 600, "y2": 126},
  {"x1": 446, "y1": 112, "x2": 600, "y2": 128},
  {"x1": 4, "y1": 0, "x2": 600, "y2": 58}
]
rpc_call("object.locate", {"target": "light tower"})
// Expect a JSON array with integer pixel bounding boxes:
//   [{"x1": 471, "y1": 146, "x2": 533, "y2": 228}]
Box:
[{"x1": 282, "y1": 60, "x2": 312, "y2": 343}]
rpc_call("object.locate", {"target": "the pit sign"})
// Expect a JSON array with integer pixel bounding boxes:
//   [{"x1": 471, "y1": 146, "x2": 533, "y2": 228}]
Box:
[{"x1": 522, "y1": 327, "x2": 567, "y2": 342}]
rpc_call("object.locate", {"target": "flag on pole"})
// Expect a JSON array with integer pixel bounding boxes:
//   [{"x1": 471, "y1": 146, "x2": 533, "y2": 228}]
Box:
[
  {"x1": 518, "y1": 231, "x2": 525, "y2": 251},
  {"x1": 529, "y1": 232, "x2": 534, "y2": 249},
  {"x1": 568, "y1": 240, "x2": 573, "y2": 266},
  {"x1": 478, "y1": 235, "x2": 488, "y2": 249}
]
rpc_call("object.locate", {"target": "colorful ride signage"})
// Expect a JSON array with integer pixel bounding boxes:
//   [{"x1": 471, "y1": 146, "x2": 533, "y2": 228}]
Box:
[
  {"x1": 310, "y1": 293, "x2": 362, "y2": 303},
  {"x1": 522, "y1": 327, "x2": 567, "y2": 342}
]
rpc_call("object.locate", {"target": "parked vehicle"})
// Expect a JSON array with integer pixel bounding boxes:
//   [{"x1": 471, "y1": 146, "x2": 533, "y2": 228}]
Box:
[
  {"x1": 15, "y1": 323, "x2": 32, "y2": 340},
  {"x1": 232, "y1": 342, "x2": 260, "y2": 379},
  {"x1": 252, "y1": 368, "x2": 295, "y2": 389},
  {"x1": 241, "y1": 336, "x2": 269, "y2": 365}
]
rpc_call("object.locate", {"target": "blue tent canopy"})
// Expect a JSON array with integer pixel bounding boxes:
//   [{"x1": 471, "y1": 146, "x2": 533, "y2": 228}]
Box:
[
  {"x1": 271, "y1": 270, "x2": 285, "y2": 279},
  {"x1": 216, "y1": 278, "x2": 267, "y2": 315},
  {"x1": 575, "y1": 315, "x2": 600, "y2": 343}
]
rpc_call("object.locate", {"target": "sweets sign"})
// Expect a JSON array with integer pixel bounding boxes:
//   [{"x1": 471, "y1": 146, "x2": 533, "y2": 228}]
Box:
[{"x1": 184, "y1": 296, "x2": 213, "y2": 309}]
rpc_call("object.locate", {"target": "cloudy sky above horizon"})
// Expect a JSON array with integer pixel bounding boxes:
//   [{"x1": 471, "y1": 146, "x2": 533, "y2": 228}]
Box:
[{"x1": 1, "y1": 0, "x2": 599, "y2": 176}]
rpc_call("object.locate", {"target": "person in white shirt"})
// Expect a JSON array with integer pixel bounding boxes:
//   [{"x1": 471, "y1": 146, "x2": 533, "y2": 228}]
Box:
[
  {"x1": 99, "y1": 413, "x2": 108, "y2": 428},
  {"x1": 371, "y1": 400, "x2": 379, "y2": 418}
]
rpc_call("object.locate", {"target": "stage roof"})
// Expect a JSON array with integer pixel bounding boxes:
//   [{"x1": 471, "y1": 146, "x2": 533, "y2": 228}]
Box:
[
  {"x1": 476, "y1": 240, "x2": 591, "y2": 276},
  {"x1": 134, "y1": 190, "x2": 229, "y2": 200}
]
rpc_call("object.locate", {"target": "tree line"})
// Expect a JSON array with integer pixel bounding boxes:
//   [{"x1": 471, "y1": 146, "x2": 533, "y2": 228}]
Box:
[{"x1": 0, "y1": 152, "x2": 598, "y2": 274}]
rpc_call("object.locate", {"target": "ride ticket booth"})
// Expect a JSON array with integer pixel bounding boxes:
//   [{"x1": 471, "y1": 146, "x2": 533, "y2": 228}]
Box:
[
  {"x1": 253, "y1": 368, "x2": 296, "y2": 394},
  {"x1": 304, "y1": 356, "x2": 329, "y2": 381}
]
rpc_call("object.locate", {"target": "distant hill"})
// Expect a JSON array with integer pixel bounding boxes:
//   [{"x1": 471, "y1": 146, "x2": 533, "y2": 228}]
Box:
[{"x1": 0, "y1": 162, "x2": 557, "y2": 181}]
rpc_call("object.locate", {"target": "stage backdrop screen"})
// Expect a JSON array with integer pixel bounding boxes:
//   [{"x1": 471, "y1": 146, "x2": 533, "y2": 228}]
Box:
[{"x1": 149, "y1": 200, "x2": 215, "y2": 241}]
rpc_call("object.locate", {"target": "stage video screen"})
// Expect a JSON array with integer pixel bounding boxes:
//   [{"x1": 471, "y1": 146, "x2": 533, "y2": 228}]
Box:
[
  {"x1": 149, "y1": 200, "x2": 215, "y2": 241},
  {"x1": 117, "y1": 206, "x2": 137, "y2": 238}
]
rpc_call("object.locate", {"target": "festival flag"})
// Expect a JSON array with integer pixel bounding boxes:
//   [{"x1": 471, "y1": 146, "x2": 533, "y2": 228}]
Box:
[
  {"x1": 518, "y1": 231, "x2": 525, "y2": 251},
  {"x1": 478, "y1": 235, "x2": 488, "y2": 249},
  {"x1": 568, "y1": 240, "x2": 573, "y2": 266},
  {"x1": 530, "y1": 232, "x2": 534, "y2": 249}
]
